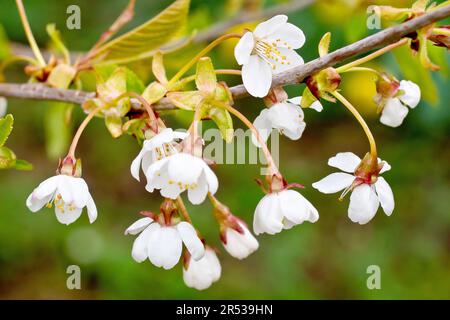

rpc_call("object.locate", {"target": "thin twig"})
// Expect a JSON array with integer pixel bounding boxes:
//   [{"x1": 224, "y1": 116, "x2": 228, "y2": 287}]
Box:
[{"x1": 0, "y1": 5, "x2": 449, "y2": 111}]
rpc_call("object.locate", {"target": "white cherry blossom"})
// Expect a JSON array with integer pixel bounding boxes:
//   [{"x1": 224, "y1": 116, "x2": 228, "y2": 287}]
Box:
[
  {"x1": 379, "y1": 80, "x2": 421, "y2": 127},
  {"x1": 253, "y1": 189, "x2": 319, "y2": 235},
  {"x1": 26, "y1": 174, "x2": 97, "y2": 225},
  {"x1": 183, "y1": 247, "x2": 221, "y2": 290},
  {"x1": 252, "y1": 96, "x2": 322, "y2": 146},
  {"x1": 234, "y1": 15, "x2": 306, "y2": 97},
  {"x1": 130, "y1": 128, "x2": 187, "y2": 181},
  {"x1": 222, "y1": 220, "x2": 259, "y2": 260},
  {"x1": 312, "y1": 152, "x2": 394, "y2": 224},
  {"x1": 125, "y1": 217, "x2": 205, "y2": 270},
  {"x1": 144, "y1": 152, "x2": 218, "y2": 205}
]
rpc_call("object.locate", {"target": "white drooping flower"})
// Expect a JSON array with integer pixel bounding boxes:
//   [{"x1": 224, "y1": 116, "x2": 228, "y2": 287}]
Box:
[
  {"x1": 234, "y1": 15, "x2": 306, "y2": 97},
  {"x1": 253, "y1": 189, "x2": 319, "y2": 235},
  {"x1": 252, "y1": 96, "x2": 322, "y2": 146},
  {"x1": 183, "y1": 247, "x2": 221, "y2": 290},
  {"x1": 312, "y1": 152, "x2": 394, "y2": 225},
  {"x1": 222, "y1": 220, "x2": 259, "y2": 260},
  {"x1": 125, "y1": 217, "x2": 205, "y2": 270},
  {"x1": 0, "y1": 97, "x2": 7, "y2": 117},
  {"x1": 144, "y1": 152, "x2": 218, "y2": 205},
  {"x1": 130, "y1": 128, "x2": 187, "y2": 181},
  {"x1": 379, "y1": 80, "x2": 421, "y2": 127},
  {"x1": 26, "y1": 174, "x2": 97, "y2": 225}
]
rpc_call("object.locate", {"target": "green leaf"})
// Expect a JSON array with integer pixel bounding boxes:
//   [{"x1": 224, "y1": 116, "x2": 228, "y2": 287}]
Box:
[
  {"x1": 94, "y1": 64, "x2": 144, "y2": 93},
  {"x1": 196, "y1": 57, "x2": 217, "y2": 94},
  {"x1": 125, "y1": 68, "x2": 145, "y2": 93},
  {"x1": 46, "y1": 23, "x2": 70, "y2": 63},
  {"x1": 105, "y1": 115, "x2": 123, "y2": 138},
  {"x1": 167, "y1": 91, "x2": 203, "y2": 110},
  {"x1": 0, "y1": 146, "x2": 16, "y2": 169},
  {"x1": 206, "y1": 106, "x2": 233, "y2": 143},
  {"x1": 92, "y1": 0, "x2": 190, "y2": 63},
  {"x1": 0, "y1": 114, "x2": 13, "y2": 147},
  {"x1": 142, "y1": 81, "x2": 167, "y2": 104},
  {"x1": 44, "y1": 103, "x2": 72, "y2": 159},
  {"x1": 14, "y1": 159, "x2": 33, "y2": 171},
  {"x1": 47, "y1": 64, "x2": 76, "y2": 89}
]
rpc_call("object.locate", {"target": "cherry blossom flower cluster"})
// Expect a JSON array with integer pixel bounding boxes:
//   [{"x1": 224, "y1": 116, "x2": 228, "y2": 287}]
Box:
[{"x1": 23, "y1": 0, "x2": 448, "y2": 290}]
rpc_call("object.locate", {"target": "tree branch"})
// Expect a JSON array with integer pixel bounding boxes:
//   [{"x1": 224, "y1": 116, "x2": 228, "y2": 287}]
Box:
[{"x1": 1, "y1": 5, "x2": 449, "y2": 111}]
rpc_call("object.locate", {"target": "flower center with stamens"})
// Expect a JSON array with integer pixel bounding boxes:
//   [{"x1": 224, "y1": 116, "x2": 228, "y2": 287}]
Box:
[
  {"x1": 254, "y1": 38, "x2": 291, "y2": 70},
  {"x1": 45, "y1": 193, "x2": 77, "y2": 214},
  {"x1": 154, "y1": 143, "x2": 178, "y2": 161}
]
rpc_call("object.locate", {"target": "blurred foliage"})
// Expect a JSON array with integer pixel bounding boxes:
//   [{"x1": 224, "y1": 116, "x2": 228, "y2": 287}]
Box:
[{"x1": 0, "y1": 0, "x2": 449, "y2": 299}]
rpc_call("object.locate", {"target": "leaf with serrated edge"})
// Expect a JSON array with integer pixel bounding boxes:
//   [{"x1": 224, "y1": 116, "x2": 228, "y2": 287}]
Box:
[
  {"x1": 0, "y1": 114, "x2": 13, "y2": 147},
  {"x1": 92, "y1": 0, "x2": 190, "y2": 63}
]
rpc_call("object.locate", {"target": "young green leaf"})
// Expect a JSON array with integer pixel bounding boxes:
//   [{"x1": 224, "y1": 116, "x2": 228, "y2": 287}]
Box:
[
  {"x1": 91, "y1": 0, "x2": 190, "y2": 63},
  {"x1": 206, "y1": 107, "x2": 234, "y2": 143},
  {"x1": 46, "y1": 24, "x2": 70, "y2": 63},
  {"x1": 0, "y1": 146, "x2": 16, "y2": 169},
  {"x1": 0, "y1": 114, "x2": 13, "y2": 147},
  {"x1": 14, "y1": 159, "x2": 33, "y2": 171}
]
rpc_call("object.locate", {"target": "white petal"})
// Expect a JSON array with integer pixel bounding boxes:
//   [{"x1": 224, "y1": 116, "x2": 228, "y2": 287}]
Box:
[
  {"x1": 234, "y1": 32, "x2": 254, "y2": 65},
  {"x1": 312, "y1": 172, "x2": 355, "y2": 194},
  {"x1": 130, "y1": 148, "x2": 145, "y2": 181},
  {"x1": 167, "y1": 153, "x2": 203, "y2": 185},
  {"x1": 183, "y1": 248, "x2": 221, "y2": 290},
  {"x1": 242, "y1": 55, "x2": 272, "y2": 98},
  {"x1": 266, "y1": 22, "x2": 306, "y2": 49},
  {"x1": 278, "y1": 190, "x2": 309, "y2": 225},
  {"x1": 176, "y1": 221, "x2": 205, "y2": 261},
  {"x1": 348, "y1": 185, "x2": 379, "y2": 225},
  {"x1": 252, "y1": 109, "x2": 272, "y2": 147},
  {"x1": 32, "y1": 175, "x2": 60, "y2": 199},
  {"x1": 26, "y1": 193, "x2": 52, "y2": 212},
  {"x1": 85, "y1": 194, "x2": 97, "y2": 224},
  {"x1": 328, "y1": 152, "x2": 361, "y2": 173},
  {"x1": 203, "y1": 163, "x2": 218, "y2": 195},
  {"x1": 54, "y1": 205, "x2": 82, "y2": 225},
  {"x1": 56, "y1": 175, "x2": 75, "y2": 204},
  {"x1": 253, "y1": 15, "x2": 288, "y2": 38},
  {"x1": 379, "y1": 160, "x2": 391, "y2": 174},
  {"x1": 159, "y1": 181, "x2": 183, "y2": 199},
  {"x1": 375, "y1": 177, "x2": 394, "y2": 216},
  {"x1": 131, "y1": 223, "x2": 156, "y2": 263},
  {"x1": 267, "y1": 102, "x2": 305, "y2": 140},
  {"x1": 71, "y1": 177, "x2": 90, "y2": 208},
  {"x1": 310, "y1": 100, "x2": 323, "y2": 112},
  {"x1": 272, "y1": 47, "x2": 304, "y2": 74},
  {"x1": 380, "y1": 98, "x2": 409, "y2": 128},
  {"x1": 187, "y1": 172, "x2": 209, "y2": 205},
  {"x1": 125, "y1": 217, "x2": 153, "y2": 235},
  {"x1": 148, "y1": 226, "x2": 182, "y2": 269},
  {"x1": 253, "y1": 193, "x2": 283, "y2": 235},
  {"x1": 223, "y1": 222, "x2": 259, "y2": 260},
  {"x1": 399, "y1": 80, "x2": 421, "y2": 108},
  {"x1": 287, "y1": 96, "x2": 301, "y2": 105}
]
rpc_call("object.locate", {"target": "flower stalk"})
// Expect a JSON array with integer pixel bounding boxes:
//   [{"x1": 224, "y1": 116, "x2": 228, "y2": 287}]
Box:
[
  {"x1": 332, "y1": 91, "x2": 377, "y2": 157},
  {"x1": 167, "y1": 33, "x2": 242, "y2": 87},
  {"x1": 15, "y1": 0, "x2": 46, "y2": 67},
  {"x1": 336, "y1": 38, "x2": 408, "y2": 73}
]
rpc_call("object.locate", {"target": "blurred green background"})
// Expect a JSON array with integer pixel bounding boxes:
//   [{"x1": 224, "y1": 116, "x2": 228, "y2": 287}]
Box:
[{"x1": 0, "y1": 0, "x2": 449, "y2": 299}]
